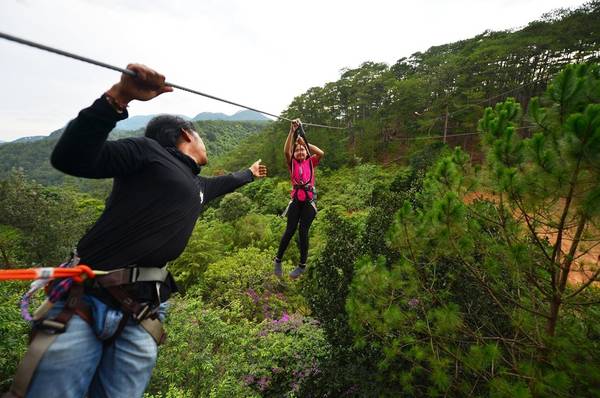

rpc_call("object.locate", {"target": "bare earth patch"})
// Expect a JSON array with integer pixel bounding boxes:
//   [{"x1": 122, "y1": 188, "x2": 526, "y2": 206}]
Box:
[{"x1": 464, "y1": 191, "x2": 600, "y2": 286}]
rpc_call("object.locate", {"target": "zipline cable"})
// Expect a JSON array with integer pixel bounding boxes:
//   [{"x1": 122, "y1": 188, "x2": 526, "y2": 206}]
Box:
[
  {"x1": 445, "y1": 78, "x2": 548, "y2": 120},
  {"x1": 420, "y1": 77, "x2": 549, "y2": 124},
  {"x1": 393, "y1": 124, "x2": 538, "y2": 141},
  {"x1": 0, "y1": 31, "x2": 346, "y2": 130},
  {"x1": 383, "y1": 125, "x2": 539, "y2": 166},
  {"x1": 407, "y1": 79, "x2": 550, "y2": 141}
]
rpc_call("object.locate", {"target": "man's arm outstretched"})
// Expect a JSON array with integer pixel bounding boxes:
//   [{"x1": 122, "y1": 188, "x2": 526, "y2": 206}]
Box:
[{"x1": 201, "y1": 160, "x2": 267, "y2": 203}]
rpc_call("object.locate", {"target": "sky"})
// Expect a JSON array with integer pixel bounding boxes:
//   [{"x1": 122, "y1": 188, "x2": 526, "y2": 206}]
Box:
[{"x1": 0, "y1": 0, "x2": 589, "y2": 141}]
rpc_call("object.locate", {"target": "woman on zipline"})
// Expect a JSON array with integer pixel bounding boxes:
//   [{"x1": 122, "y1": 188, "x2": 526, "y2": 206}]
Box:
[{"x1": 274, "y1": 119, "x2": 324, "y2": 278}]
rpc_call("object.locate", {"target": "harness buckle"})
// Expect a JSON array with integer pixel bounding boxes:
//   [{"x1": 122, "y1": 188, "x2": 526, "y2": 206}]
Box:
[
  {"x1": 66, "y1": 295, "x2": 80, "y2": 309},
  {"x1": 35, "y1": 319, "x2": 67, "y2": 334},
  {"x1": 129, "y1": 267, "x2": 139, "y2": 284},
  {"x1": 134, "y1": 304, "x2": 151, "y2": 322}
]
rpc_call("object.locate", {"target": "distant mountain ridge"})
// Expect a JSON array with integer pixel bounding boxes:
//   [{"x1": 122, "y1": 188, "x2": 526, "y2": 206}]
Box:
[
  {"x1": 193, "y1": 110, "x2": 271, "y2": 122},
  {"x1": 0, "y1": 136, "x2": 47, "y2": 145},
  {"x1": 115, "y1": 114, "x2": 190, "y2": 132},
  {"x1": 3, "y1": 110, "x2": 271, "y2": 143},
  {"x1": 0, "y1": 120, "x2": 269, "y2": 187},
  {"x1": 116, "y1": 109, "x2": 270, "y2": 131},
  {"x1": 193, "y1": 112, "x2": 229, "y2": 121},
  {"x1": 11, "y1": 136, "x2": 46, "y2": 143}
]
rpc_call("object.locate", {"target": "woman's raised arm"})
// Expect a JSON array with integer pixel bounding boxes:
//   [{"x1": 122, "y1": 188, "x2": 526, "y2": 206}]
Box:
[{"x1": 284, "y1": 119, "x2": 301, "y2": 164}]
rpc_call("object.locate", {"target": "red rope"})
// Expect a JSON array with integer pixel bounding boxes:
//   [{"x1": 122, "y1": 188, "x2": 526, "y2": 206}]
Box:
[{"x1": 0, "y1": 265, "x2": 99, "y2": 283}]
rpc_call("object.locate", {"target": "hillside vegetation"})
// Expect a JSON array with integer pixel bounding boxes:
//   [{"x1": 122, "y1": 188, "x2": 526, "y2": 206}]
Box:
[
  {"x1": 0, "y1": 120, "x2": 268, "y2": 191},
  {"x1": 210, "y1": 2, "x2": 600, "y2": 178},
  {"x1": 1, "y1": 3, "x2": 600, "y2": 397}
]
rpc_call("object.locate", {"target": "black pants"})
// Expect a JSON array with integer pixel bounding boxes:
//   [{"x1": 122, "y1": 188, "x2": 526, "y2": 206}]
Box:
[{"x1": 276, "y1": 199, "x2": 317, "y2": 264}]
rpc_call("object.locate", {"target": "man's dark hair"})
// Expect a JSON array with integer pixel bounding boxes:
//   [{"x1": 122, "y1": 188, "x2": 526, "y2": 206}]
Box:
[{"x1": 145, "y1": 115, "x2": 194, "y2": 147}]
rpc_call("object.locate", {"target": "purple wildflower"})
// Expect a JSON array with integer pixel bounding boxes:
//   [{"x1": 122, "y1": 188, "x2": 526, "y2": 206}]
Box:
[
  {"x1": 246, "y1": 288, "x2": 260, "y2": 304},
  {"x1": 257, "y1": 376, "x2": 270, "y2": 391},
  {"x1": 291, "y1": 382, "x2": 300, "y2": 392},
  {"x1": 408, "y1": 298, "x2": 420, "y2": 308},
  {"x1": 342, "y1": 384, "x2": 359, "y2": 397},
  {"x1": 279, "y1": 312, "x2": 290, "y2": 322}
]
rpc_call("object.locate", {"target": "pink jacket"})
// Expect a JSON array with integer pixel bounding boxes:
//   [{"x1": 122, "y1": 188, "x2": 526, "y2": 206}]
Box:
[{"x1": 289, "y1": 155, "x2": 319, "y2": 201}]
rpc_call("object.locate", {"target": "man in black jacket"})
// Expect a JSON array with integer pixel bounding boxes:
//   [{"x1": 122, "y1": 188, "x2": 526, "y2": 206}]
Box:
[{"x1": 11, "y1": 64, "x2": 267, "y2": 398}]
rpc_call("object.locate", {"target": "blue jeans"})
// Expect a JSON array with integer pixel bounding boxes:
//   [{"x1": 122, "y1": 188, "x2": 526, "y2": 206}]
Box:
[{"x1": 25, "y1": 296, "x2": 166, "y2": 398}]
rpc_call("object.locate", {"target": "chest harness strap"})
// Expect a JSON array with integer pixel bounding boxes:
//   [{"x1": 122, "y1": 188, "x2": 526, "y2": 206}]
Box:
[{"x1": 281, "y1": 156, "x2": 318, "y2": 217}]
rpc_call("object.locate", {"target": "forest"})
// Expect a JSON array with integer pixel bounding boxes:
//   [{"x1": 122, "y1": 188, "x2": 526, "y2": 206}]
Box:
[{"x1": 1, "y1": 2, "x2": 600, "y2": 397}]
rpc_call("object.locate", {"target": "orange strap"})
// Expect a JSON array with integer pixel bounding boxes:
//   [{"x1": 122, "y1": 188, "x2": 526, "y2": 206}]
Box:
[{"x1": 0, "y1": 265, "x2": 98, "y2": 283}]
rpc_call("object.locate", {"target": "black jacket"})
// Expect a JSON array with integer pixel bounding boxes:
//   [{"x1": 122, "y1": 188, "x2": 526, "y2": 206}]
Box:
[{"x1": 51, "y1": 95, "x2": 253, "y2": 300}]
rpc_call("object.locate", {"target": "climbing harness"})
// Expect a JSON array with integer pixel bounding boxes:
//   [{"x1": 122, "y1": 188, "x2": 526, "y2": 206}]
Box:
[
  {"x1": 2, "y1": 257, "x2": 168, "y2": 398},
  {"x1": 291, "y1": 156, "x2": 316, "y2": 202},
  {"x1": 293, "y1": 124, "x2": 317, "y2": 203},
  {"x1": 282, "y1": 124, "x2": 318, "y2": 216},
  {"x1": 0, "y1": 31, "x2": 346, "y2": 131},
  {"x1": 0, "y1": 255, "x2": 103, "y2": 321}
]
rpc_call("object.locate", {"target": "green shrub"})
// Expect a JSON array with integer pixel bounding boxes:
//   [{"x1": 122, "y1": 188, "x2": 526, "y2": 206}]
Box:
[
  {"x1": 149, "y1": 296, "x2": 330, "y2": 398},
  {"x1": 196, "y1": 247, "x2": 306, "y2": 321},
  {"x1": 168, "y1": 219, "x2": 235, "y2": 289},
  {"x1": 0, "y1": 282, "x2": 31, "y2": 392},
  {"x1": 231, "y1": 213, "x2": 282, "y2": 252},
  {"x1": 216, "y1": 192, "x2": 253, "y2": 222}
]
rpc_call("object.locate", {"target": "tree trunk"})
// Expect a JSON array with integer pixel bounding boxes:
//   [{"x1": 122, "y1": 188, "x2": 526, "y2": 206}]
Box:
[
  {"x1": 0, "y1": 247, "x2": 11, "y2": 268},
  {"x1": 443, "y1": 105, "x2": 449, "y2": 143},
  {"x1": 547, "y1": 296, "x2": 561, "y2": 336}
]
